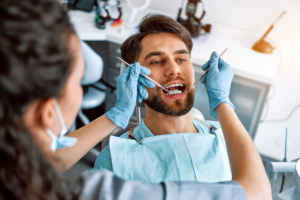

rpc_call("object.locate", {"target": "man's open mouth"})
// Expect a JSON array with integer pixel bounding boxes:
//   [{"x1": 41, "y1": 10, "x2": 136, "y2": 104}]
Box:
[{"x1": 163, "y1": 83, "x2": 186, "y2": 96}]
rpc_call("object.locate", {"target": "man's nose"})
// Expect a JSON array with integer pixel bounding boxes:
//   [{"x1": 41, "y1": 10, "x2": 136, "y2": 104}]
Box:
[{"x1": 165, "y1": 59, "x2": 181, "y2": 78}]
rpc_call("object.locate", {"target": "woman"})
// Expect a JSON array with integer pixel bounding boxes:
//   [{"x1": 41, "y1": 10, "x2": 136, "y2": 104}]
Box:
[
  {"x1": 0, "y1": 0, "x2": 151, "y2": 196},
  {"x1": 0, "y1": 0, "x2": 271, "y2": 199}
]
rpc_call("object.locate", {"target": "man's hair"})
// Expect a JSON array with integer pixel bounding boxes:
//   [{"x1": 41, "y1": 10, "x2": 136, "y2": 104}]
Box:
[{"x1": 121, "y1": 14, "x2": 193, "y2": 63}]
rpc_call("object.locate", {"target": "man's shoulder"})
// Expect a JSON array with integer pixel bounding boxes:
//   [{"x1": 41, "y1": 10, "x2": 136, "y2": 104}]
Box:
[
  {"x1": 93, "y1": 127, "x2": 142, "y2": 170},
  {"x1": 94, "y1": 129, "x2": 132, "y2": 169},
  {"x1": 96, "y1": 130, "x2": 131, "y2": 160},
  {"x1": 204, "y1": 120, "x2": 221, "y2": 129},
  {"x1": 192, "y1": 119, "x2": 221, "y2": 133},
  {"x1": 94, "y1": 145, "x2": 112, "y2": 170}
]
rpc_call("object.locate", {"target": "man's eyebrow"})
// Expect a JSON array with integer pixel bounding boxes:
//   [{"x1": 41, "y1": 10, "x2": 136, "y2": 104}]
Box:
[
  {"x1": 144, "y1": 51, "x2": 165, "y2": 61},
  {"x1": 173, "y1": 49, "x2": 189, "y2": 55}
]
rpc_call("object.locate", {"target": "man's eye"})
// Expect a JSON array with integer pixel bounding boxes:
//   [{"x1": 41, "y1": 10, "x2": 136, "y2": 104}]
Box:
[
  {"x1": 178, "y1": 59, "x2": 185, "y2": 63},
  {"x1": 151, "y1": 61, "x2": 162, "y2": 65}
]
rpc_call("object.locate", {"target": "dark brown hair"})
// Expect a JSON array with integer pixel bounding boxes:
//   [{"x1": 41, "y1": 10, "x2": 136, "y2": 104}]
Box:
[
  {"x1": 0, "y1": 0, "x2": 81, "y2": 199},
  {"x1": 121, "y1": 14, "x2": 193, "y2": 63}
]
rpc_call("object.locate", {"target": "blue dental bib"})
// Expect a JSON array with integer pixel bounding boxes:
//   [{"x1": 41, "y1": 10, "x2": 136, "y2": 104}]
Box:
[{"x1": 109, "y1": 122, "x2": 232, "y2": 183}]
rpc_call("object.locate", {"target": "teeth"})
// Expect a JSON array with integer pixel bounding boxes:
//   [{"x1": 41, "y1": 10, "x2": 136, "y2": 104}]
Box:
[
  {"x1": 167, "y1": 90, "x2": 183, "y2": 95},
  {"x1": 165, "y1": 83, "x2": 184, "y2": 89}
]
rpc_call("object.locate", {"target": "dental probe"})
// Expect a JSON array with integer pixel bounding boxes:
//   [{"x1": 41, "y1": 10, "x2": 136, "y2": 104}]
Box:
[
  {"x1": 187, "y1": 48, "x2": 228, "y2": 93},
  {"x1": 117, "y1": 57, "x2": 170, "y2": 93}
]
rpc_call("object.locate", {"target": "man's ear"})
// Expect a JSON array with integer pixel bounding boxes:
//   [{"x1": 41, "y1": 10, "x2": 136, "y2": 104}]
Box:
[{"x1": 39, "y1": 98, "x2": 61, "y2": 135}]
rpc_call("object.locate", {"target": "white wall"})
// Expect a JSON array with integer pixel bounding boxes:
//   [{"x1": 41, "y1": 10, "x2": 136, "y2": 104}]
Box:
[
  {"x1": 148, "y1": 0, "x2": 300, "y2": 40},
  {"x1": 146, "y1": 0, "x2": 300, "y2": 160}
]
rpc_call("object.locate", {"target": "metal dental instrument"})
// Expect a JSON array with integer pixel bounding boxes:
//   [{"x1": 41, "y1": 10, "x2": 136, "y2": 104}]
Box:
[
  {"x1": 117, "y1": 57, "x2": 170, "y2": 93},
  {"x1": 187, "y1": 48, "x2": 228, "y2": 93},
  {"x1": 284, "y1": 125, "x2": 288, "y2": 162}
]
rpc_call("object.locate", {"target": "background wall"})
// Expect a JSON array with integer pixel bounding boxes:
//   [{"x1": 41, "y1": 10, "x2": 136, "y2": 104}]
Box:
[
  {"x1": 129, "y1": 0, "x2": 300, "y2": 160},
  {"x1": 148, "y1": 0, "x2": 300, "y2": 40}
]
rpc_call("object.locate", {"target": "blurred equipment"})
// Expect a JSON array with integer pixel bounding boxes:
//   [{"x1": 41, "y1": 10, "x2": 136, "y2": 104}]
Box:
[
  {"x1": 126, "y1": 0, "x2": 151, "y2": 24},
  {"x1": 95, "y1": 0, "x2": 123, "y2": 29},
  {"x1": 252, "y1": 11, "x2": 286, "y2": 54},
  {"x1": 279, "y1": 126, "x2": 289, "y2": 193},
  {"x1": 265, "y1": 126, "x2": 300, "y2": 200},
  {"x1": 266, "y1": 160, "x2": 300, "y2": 200},
  {"x1": 68, "y1": 0, "x2": 95, "y2": 12},
  {"x1": 177, "y1": 0, "x2": 211, "y2": 38}
]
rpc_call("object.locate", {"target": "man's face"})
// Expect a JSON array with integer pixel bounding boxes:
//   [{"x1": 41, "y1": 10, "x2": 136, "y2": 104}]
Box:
[{"x1": 138, "y1": 32, "x2": 195, "y2": 116}]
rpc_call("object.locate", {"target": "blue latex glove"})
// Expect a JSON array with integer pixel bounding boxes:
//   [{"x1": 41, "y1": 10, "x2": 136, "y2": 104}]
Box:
[
  {"x1": 105, "y1": 62, "x2": 155, "y2": 129},
  {"x1": 200, "y1": 52, "x2": 235, "y2": 119}
]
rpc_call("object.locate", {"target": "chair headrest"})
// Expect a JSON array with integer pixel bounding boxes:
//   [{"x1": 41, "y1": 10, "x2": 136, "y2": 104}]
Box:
[{"x1": 81, "y1": 41, "x2": 103, "y2": 86}]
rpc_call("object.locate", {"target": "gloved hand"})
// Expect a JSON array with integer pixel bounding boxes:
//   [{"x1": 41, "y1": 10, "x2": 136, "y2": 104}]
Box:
[
  {"x1": 200, "y1": 52, "x2": 235, "y2": 119},
  {"x1": 105, "y1": 62, "x2": 155, "y2": 129}
]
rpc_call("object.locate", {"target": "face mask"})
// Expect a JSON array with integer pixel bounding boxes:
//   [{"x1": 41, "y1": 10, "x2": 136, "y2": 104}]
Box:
[{"x1": 46, "y1": 100, "x2": 78, "y2": 152}]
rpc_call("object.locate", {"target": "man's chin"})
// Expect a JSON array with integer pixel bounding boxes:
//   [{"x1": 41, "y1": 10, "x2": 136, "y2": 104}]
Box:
[{"x1": 144, "y1": 90, "x2": 195, "y2": 117}]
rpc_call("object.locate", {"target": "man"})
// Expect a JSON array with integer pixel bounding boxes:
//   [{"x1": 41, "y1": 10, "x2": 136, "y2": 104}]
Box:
[
  {"x1": 94, "y1": 14, "x2": 271, "y2": 199},
  {"x1": 0, "y1": 0, "x2": 271, "y2": 197},
  {"x1": 94, "y1": 14, "x2": 228, "y2": 183}
]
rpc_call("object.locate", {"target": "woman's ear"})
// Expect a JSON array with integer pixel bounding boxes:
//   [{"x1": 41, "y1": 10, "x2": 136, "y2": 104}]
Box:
[
  {"x1": 24, "y1": 98, "x2": 61, "y2": 137},
  {"x1": 39, "y1": 98, "x2": 61, "y2": 136}
]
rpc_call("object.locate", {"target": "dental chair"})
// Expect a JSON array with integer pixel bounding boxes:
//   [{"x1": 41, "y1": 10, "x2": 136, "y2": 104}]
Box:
[
  {"x1": 79, "y1": 42, "x2": 106, "y2": 125},
  {"x1": 70, "y1": 41, "x2": 107, "y2": 157}
]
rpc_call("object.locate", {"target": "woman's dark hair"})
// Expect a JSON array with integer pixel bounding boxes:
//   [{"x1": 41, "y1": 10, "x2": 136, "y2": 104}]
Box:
[
  {"x1": 0, "y1": 0, "x2": 81, "y2": 199},
  {"x1": 121, "y1": 14, "x2": 193, "y2": 64}
]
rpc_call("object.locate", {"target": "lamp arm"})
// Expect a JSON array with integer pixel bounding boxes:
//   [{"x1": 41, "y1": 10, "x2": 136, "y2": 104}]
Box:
[{"x1": 259, "y1": 25, "x2": 274, "y2": 41}]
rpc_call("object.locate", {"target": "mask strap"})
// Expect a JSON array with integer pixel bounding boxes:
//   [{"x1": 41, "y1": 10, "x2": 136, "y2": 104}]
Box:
[
  {"x1": 53, "y1": 100, "x2": 67, "y2": 136},
  {"x1": 46, "y1": 128, "x2": 56, "y2": 140},
  {"x1": 46, "y1": 128, "x2": 57, "y2": 151}
]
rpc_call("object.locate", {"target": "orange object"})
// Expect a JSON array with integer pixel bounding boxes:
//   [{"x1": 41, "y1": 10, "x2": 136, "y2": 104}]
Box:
[{"x1": 112, "y1": 19, "x2": 123, "y2": 27}]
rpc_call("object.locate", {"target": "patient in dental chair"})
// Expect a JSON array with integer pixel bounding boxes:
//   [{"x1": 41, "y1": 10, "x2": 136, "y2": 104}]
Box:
[{"x1": 94, "y1": 14, "x2": 232, "y2": 183}]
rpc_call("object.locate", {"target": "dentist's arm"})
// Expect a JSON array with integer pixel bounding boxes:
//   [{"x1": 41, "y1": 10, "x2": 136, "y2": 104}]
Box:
[
  {"x1": 201, "y1": 52, "x2": 272, "y2": 200},
  {"x1": 53, "y1": 63, "x2": 154, "y2": 172},
  {"x1": 216, "y1": 103, "x2": 271, "y2": 200}
]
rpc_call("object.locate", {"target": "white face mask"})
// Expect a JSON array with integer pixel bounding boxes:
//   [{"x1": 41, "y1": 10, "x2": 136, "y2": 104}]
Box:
[{"x1": 45, "y1": 100, "x2": 77, "y2": 152}]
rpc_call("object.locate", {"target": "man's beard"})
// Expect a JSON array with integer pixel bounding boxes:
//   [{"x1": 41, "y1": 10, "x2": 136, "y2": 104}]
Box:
[{"x1": 144, "y1": 88, "x2": 195, "y2": 117}]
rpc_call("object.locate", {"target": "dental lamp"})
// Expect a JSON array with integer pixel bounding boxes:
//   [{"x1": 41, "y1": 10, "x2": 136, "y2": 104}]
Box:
[{"x1": 252, "y1": 11, "x2": 286, "y2": 54}]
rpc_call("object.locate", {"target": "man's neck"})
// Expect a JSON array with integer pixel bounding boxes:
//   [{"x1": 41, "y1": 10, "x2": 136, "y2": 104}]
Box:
[{"x1": 143, "y1": 107, "x2": 198, "y2": 136}]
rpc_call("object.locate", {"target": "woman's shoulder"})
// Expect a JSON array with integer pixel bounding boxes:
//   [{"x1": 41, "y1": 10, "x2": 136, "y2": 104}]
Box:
[
  {"x1": 79, "y1": 170, "x2": 246, "y2": 200},
  {"x1": 79, "y1": 169, "x2": 164, "y2": 200}
]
